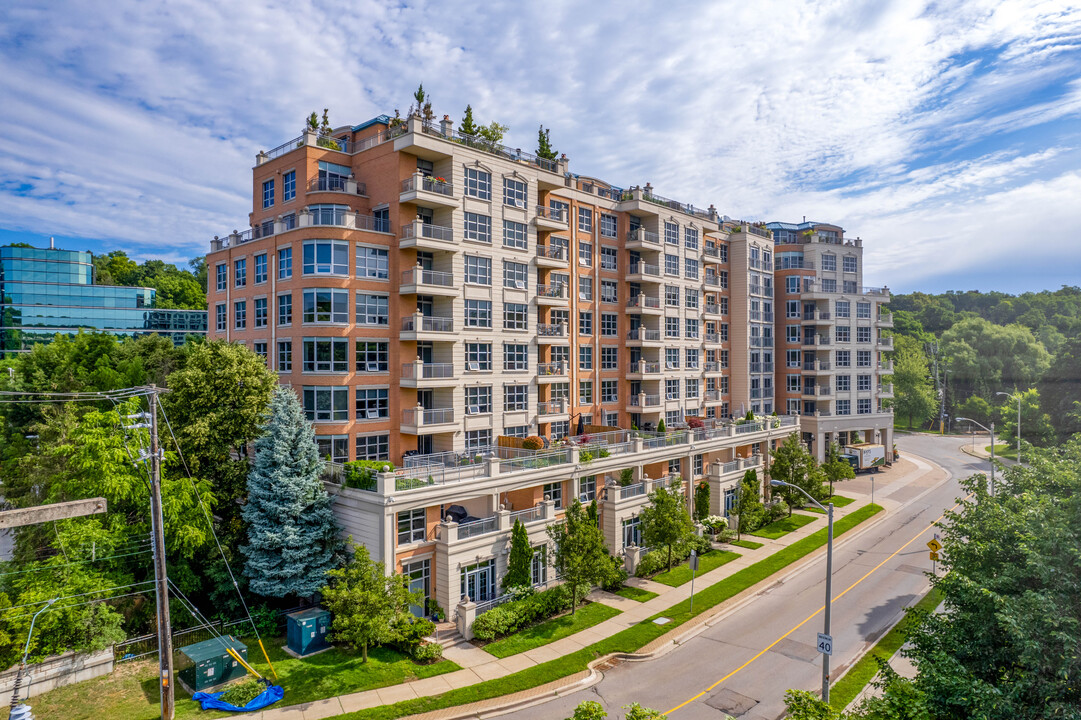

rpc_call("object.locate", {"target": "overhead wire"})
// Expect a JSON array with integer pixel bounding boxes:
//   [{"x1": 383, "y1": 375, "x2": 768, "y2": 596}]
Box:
[
  {"x1": 2, "y1": 581, "x2": 156, "y2": 618},
  {"x1": 0, "y1": 547, "x2": 154, "y2": 578}
]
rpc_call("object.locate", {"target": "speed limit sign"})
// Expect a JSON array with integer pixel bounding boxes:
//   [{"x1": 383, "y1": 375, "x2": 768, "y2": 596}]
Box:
[{"x1": 817, "y1": 633, "x2": 833, "y2": 656}]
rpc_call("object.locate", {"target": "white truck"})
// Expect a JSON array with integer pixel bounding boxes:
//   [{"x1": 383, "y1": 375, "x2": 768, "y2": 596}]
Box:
[{"x1": 842, "y1": 443, "x2": 887, "y2": 472}]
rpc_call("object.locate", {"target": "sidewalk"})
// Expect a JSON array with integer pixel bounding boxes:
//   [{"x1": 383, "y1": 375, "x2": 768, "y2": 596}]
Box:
[
  {"x1": 245, "y1": 459, "x2": 936, "y2": 720},
  {"x1": 958, "y1": 433, "x2": 1019, "y2": 465}
]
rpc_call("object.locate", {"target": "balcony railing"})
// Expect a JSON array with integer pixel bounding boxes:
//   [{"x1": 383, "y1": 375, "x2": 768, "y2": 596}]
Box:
[
  {"x1": 401, "y1": 315, "x2": 453, "y2": 333},
  {"x1": 402, "y1": 407, "x2": 455, "y2": 425},
  {"x1": 704, "y1": 303, "x2": 722, "y2": 315},
  {"x1": 400, "y1": 362, "x2": 454, "y2": 379},
  {"x1": 627, "y1": 295, "x2": 661, "y2": 309},
  {"x1": 537, "y1": 362, "x2": 567, "y2": 376},
  {"x1": 627, "y1": 328, "x2": 661, "y2": 342},
  {"x1": 457, "y1": 516, "x2": 499, "y2": 540},
  {"x1": 537, "y1": 283, "x2": 567, "y2": 299},
  {"x1": 535, "y1": 205, "x2": 568, "y2": 222},
  {"x1": 629, "y1": 394, "x2": 662, "y2": 408},
  {"x1": 417, "y1": 121, "x2": 561, "y2": 173},
  {"x1": 620, "y1": 482, "x2": 647, "y2": 499},
  {"x1": 509, "y1": 505, "x2": 543, "y2": 523},
  {"x1": 704, "y1": 274, "x2": 720, "y2": 287},
  {"x1": 401, "y1": 174, "x2": 454, "y2": 196},
  {"x1": 630, "y1": 361, "x2": 661, "y2": 374},
  {"x1": 704, "y1": 390, "x2": 721, "y2": 401},
  {"x1": 627, "y1": 228, "x2": 661, "y2": 246},
  {"x1": 308, "y1": 176, "x2": 367, "y2": 195},
  {"x1": 775, "y1": 258, "x2": 815, "y2": 270},
  {"x1": 401, "y1": 220, "x2": 454, "y2": 243},
  {"x1": 704, "y1": 332, "x2": 720, "y2": 343},
  {"x1": 536, "y1": 244, "x2": 567, "y2": 261},
  {"x1": 538, "y1": 400, "x2": 567, "y2": 415},
  {"x1": 401, "y1": 267, "x2": 454, "y2": 287},
  {"x1": 538, "y1": 323, "x2": 567, "y2": 337},
  {"x1": 704, "y1": 361, "x2": 720, "y2": 372},
  {"x1": 629, "y1": 262, "x2": 661, "y2": 277}
]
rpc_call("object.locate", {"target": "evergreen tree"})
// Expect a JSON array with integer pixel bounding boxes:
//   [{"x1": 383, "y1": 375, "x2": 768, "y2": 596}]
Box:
[
  {"x1": 242, "y1": 387, "x2": 340, "y2": 598},
  {"x1": 640, "y1": 481, "x2": 692, "y2": 570},
  {"x1": 694, "y1": 481, "x2": 710, "y2": 521},
  {"x1": 536, "y1": 125, "x2": 557, "y2": 160},
  {"x1": 459, "y1": 104, "x2": 479, "y2": 136},
  {"x1": 502, "y1": 519, "x2": 532, "y2": 591},
  {"x1": 587, "y1": 497, "x2": 599, "y2": 525},
  {"x1": 734, "y1": 469, "x2": 765, "y2": 539}
]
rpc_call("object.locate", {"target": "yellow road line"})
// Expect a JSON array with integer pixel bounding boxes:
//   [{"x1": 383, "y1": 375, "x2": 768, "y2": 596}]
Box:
[{"x1": 664, "y1": 496, "x2": 967, "y2": 716}]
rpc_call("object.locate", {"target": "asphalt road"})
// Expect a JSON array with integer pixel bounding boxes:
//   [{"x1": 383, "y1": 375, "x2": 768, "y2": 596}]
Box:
[{"x1": 512, "y1": 433, "x2": 992, "y2": 720}]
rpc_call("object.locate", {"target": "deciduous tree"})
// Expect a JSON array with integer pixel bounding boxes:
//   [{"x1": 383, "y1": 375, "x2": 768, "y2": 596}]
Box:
[
  {"x1": 547, "y1": 500, "x2": 608, "y2": 614},
  {"x1": 890, "y1": 335, "x2": 936, "y2": 429},
  {"x1": 770, "y1": 435, "x2": 827, "y2": 516},
  {"x1": 640, "y1": 482, "x2": 692, "y2": 570}
]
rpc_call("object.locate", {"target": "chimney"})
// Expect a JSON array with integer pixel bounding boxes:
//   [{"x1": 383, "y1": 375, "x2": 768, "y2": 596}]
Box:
[
  {"x1": 50, "y1": 236, "x2": 55, "y2": 249},
  {"x1": 802, "y1": 216, "x2": 806, "y2": 223}
]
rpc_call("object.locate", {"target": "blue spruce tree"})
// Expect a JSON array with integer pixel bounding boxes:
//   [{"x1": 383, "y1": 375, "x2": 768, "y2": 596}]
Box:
[{"x1": 242, "y1": 387, "x2": 340, "y2": 598}]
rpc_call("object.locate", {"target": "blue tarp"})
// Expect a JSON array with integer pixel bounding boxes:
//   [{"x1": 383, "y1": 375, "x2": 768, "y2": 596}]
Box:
[{"x1": 192, "y1": 684, "x2": 284, "y2": 712}]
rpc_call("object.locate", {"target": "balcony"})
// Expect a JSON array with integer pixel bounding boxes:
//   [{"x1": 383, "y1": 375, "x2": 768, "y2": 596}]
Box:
[
  {"x1": 704, "y1": 332, "x2": 721, "y2": 345},
  {"x1": 627, "y1": 393, "x2": 662, "y2": 412},
  {"x1": 879, "y1": 360, "x2": 894, "y2": 373},
  {"x1": 877, "y1": 312, "x2": 894, "y2": 328},
  {"x1": 750, "y1": 362, "x2": 774, "y2": 373},
  {"x1": 537, "y1": 362, "x2": 568, "y2": 382},
  {"x1": 704, "y1": 302, "x2": 723, "y2": 318},
  {"x1": 704, "y1": 274, "x2": 721, "y2": 288},
  {"x1": 400, "y1": 267, "x2": 458, "y2": 296},
  {"x1": 802, "y1": 360, "x2": 832, "y2": 372},
  {"x1": 399, "y1": 174, "x2": 457, "y2": 208},
  {"x1": 703, "y1": 244, "x2": 725, "y2": 264},
  {"x1": 307, "y1": 176, "x2": 367, "y2": 196},
  {"x1": 400, "y1": 361, "x2": 456, "y2": 387},
  {"x1": 400, "y1": 313, "x2": 455, "y2": 341},
  {"x1": 877, "y1": 336, "x2": 894, "y2": 349},
  {"x1": 535, "y1": 244, "x2": 569, "y2": 268},
  {"x1": 878, "y1": 383, "x2": 894, "y2": 397},
  {"x1": 400, "y1": 220, "x2": 457, "y2": 251},
  {"x1": 626, "y1": 228, "x2": 662, "y2": 250},
  {"x1": 401, "y1": 407, "x2": 456, "y2": 434},
  {"x1": 537, "y1": 323, "x2": 569, "y2": 344},
  {"x1": 627, "y1": 262, "x2": 663, "y2": 284},
  {"x1": 536, "y1": 283, "x2": 569, "y2": 306},
  {"x1": 538, "y1": 399, "x2": 569, "y2": 420},
  {"x1": 627, "y1": 360, "x2": 663, "y2": 378},
  {"x1": 703, "y1": 361, "x2": 722, "y2": 374},
  {"x1": 534, "y1": 205, "x2": 569, "y2": 231},
  {"x1": 704, "y1": 390, "x2": 722, "y2": 403},
  {"x1": 626, "y1": 295, "x2": 663, "y2": 315},
  {"x1": 802, "y1": 386, "x2": 831, "y2": 397},
  {"x1": 626, "y1": 327, "x2": 663, "y2": 347}
]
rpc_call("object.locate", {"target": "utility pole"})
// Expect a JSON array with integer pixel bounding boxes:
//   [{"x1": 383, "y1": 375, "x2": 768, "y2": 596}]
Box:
[
  {"x1": 146, "y1": 385, "x2": 174, "y2": 720},
  {"x1": 926, "y1": 341, "x2": 945, "y2": 433}
]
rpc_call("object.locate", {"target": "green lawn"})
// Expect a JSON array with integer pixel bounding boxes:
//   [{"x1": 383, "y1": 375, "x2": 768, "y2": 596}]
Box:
[
  {"x1": 804, "y1": 495, "x2": 856, "y2": 514},
  {"x1": 330, "y1": 504, "x2": 883, "y2": 720},
  {"x1": 483, "y1": 602, "x2": 622, "y2": 659},
  {"x1": 729, "y1": 538, "x2": 764, "y2": 550},
  {"x1": 830, "y1": 587, "x2": 943, "y2": 709},
  {"x1": 985, "y1": 444, "x2": 1019, "y2": 460},
  {"x1": 12, "y1": 637, "x2": 460, "y2": 720},
  {"x1": 651, "y1": 550, "x2": 741, "y2": 587},
  {"x1": 614, "y1": 586, "x2": 659, "y2": 602},
  {"x1": 748, "y1": 513, "x2": 817, "y2": 539}
]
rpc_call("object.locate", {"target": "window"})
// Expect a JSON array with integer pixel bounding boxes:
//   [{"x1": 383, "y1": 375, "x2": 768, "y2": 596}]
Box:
[
  {"x1": 836, "y1": 326, "x2": 851, "y2": 343},
  {"x1": 234, "y1": 258, "x2": 247, "y2": 287},
  {"x1": 302, "y1": 338, "x2": 349, "y2": 372},
  {"x1": 464, "y1": 168, "x2": 491, "y2": 199},
  {"x1": 463, "y1": 255, "x2": 491, "y2": 285},
  {"x1": 303, "y1": 386, "x2": 349, "y2": 421},
  {"x1": 282, "y1": 170, "x2": 295, "y2": 202},
  {"x1": 215, "y1": 263, "x2": 227, "y2": 291},
  {"x1": 665, "y1": 285, "x2": 680, "y2": 306},
  {"x1": 356, "y1": 388, "x2": 389, "y2": 419},
  {"x1": 504, "y1": 303, "x2": 528, "y2": 330},
  {"x1": 666, "y1": 378, "x2": 680, "y2": 400},
  {"x1": 836, "y1": 350, "x2": 851, "y2": 367},
  {"x1": 270, "y1": 295, "x2": 289, "y2": 328},
  {"x1": 579, "y1": 345, "x2": 593, "y2": 369},
  {"x1": 278, "y1": 247, "x2": 292, "y2": 279},
  {"x1": 503, "y1": 260, "x2": 528, "y2": 289},
  {"x1": 551, "y1": 420, "x2": 569, "y2": 440},
  {"x1": 788, "y1": 375, "x2": 802, "y2": 392},
  {"x1": 544, "y1": 482, "x2": 564, "y2": 509},
  {"x1": 720, "y1": 323, "x2": 729, "y2": 341},
  {"x1": 357, "y1": 247, "x2": 389, "y2": 279},
  {"x1": 579, "y1": 277, "x2": 593, "y2": 301},
  {"x1": 504, "y1": 425, "x2": 529, "y2": 438},
  {"x1": 254, "y1": 298, "x2": 267, "y2": 328},
  {"x1": 504, "y1": 384, "x2": 528, "y2": 410},
  {"x1": 579, "y1": 380, "x2": 593, "y2": 404},
  {"x1": 787, "y1": 325, "x2": 800, "y2": 343},
  {"x1": 277, "y1": 341, "x2": 292, "y2": 371},
  {"x1": 857, "y1": 350, "x2": 872, "y2": 367},
  {"x1": 601, "y1": 380, "x2": 618, "y2": 403},
  {"x1": 837, "y1": 399, "x2": 851, "y2": 415},
  {"x1": 858, "y1": 374, "x2": 872, "y2": 391},
  {"x1": 600, "y1": 313, "x2": 618, "y2": 337},
  {"x1": 465, "y1": 429, "x2": 492, "y2": 451},
  {"x1": 579, "y1": 476, "x2": 597, "y2": 503},
  {"x1": 600, "y1": 214, "x2": 617, "y2": 237},
  {"x1": 397, "y1": 509, "x2": 425, "y2": 545},
  {"x1": 664, "y1": 221, "x2": 679, "y2": 245},
  {"x1": 504, "y1": 343, "x2": 528, "y2": 371},
  {"x1": 857, "y1": 302, "x2": 872, "y2": 319},
  {"x1": 685, "y1": 318, "x2": 699, "y2": 338},
  {"x1": 466, "y1": 343, "x2": 492, "y2": 371},
  {"x1": 685, "y1": 348, "x2": 699, "y2": 368},
  {"x1": 600, "y1": 246, "x2": 618, "y2": 270},
  {"x1": 858, "y1": 398, "x2": 872, "y2": 414},
  {"x1": 356, "y1": 434, "x2": 389, "y2": 460},
  {"x1": 578, "y1": 207, "x2": 593, "y2": 232},
  {"x1": 466, "y1": 386, "x2": 492, "y2": 414},
  {"x1": 685, "y1": 258, "x2": 699, "y2": 279},
  {"x1": 303, "y1": 240, "x2": 349, "y2": 275},
  {"x1": 786, "y1": 275, "x2": 800, "y2": 294},
  {"x1": 503, "y1": 177, "x2": 527, "y2": 208},
  {"x1": 720, "y1": 349, "x2": 729, "y2": 369},
  {"x1": 356, "y1": 341, "x2": 389, "y2": 372},
  {"x1": 843, "y1": 256, "x2": 857, "y2": 273},
  {"x1": 622, "y1": 516, "x2": 641, "y2": 550},
  {"x1": 215, "y1": 303, "x2": 226, "y2": 331},
  {"x1": 465, "y1": 299, "x2": 492, "y2": 328},
  {"x1": 234, "y1": 300, "x2": 246, "y2": 329},
  {"x1": 302, "y1": 288, "x2": 348, "y2": 324},
  {"x1": 835, "y1": 300, "x2": 851, "y2": 318},
  {"x1": 787, "y1": 349, "x2": 801, "y2": 368},
  {"x1": 579, "y1": 242, "x2": 593, "y2": 267},
  {"x1": 822, "y1": 254, "x2": 837, "y2": 271},
  {"x1": 720, "y1": 376, "x2": 729, "y2": 393},
  {"x1": 822, "y1": 278, "x2": 837, "y2": 292},
  {"x1": 843, "y1": 280, "x2": 857, "y2": 293},
  {"x1": 836, "y1": 375, "x2": 851, "y2": 391},
  {"x1": 503, "y1": 220, "x2": 527, "y2": 250},
  {"x1": 857, "y1": 326, "x2": 872, "y2": 343},
  {"x1": 464, "y1": 212, "x2": 492, "y2": 243},
  {"x1": 601, "y1": 347, "x2": 618, "y2": 369},
  {"x1": 666, "y1": 347, "x2": 679, "y2": 369},
  {"x1": 262, "y1": 178, "x2": 274, "y2": 208},
  {"x1": 685, "y1": 227, "x2": 699, "y2": 249},
  {"x1": 579, "y1": 311, "x2": 593, "y2": 335},
  {"x1": 254, "y1": 344, "x2": 268, "y2": 363},
  {"x1": 685, "y1": 288, "x2": 698, "y2": 309},
  {"x1": 355, "y1": 294, "x2": 389, "y2": 325},
  {"x1": 601, "y1": 280, "x2": 618, "y2": 303},
  {"x1": 665, "y1": 254, "x2": 680, "y2": 276},
  {"x1": 694, "y1": 453, "x2": 703, "y2": 475},
  {"x1": 665, "y1": 316, "x2": 680, "y2": 338}
]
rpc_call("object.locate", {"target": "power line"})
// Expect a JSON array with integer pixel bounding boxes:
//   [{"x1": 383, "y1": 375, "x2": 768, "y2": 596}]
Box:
[
  {"x1": 0, "y1": 548, "x2": 153, "y2": 578},
  {"x1": 2, "y1": 581, "x2": 155, "y2": 618}
]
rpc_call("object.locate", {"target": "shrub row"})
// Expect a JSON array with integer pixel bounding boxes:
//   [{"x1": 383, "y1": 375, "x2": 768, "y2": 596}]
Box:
[
  {"x1": 342, "y1": 460, "x2": 395, "y2": 490},
  {"x1": 471, "y1": 586, "x2": 575, "y2": 642},
  {"x1": 635, "y1": 534, "x2": 712, "y2": 577}
]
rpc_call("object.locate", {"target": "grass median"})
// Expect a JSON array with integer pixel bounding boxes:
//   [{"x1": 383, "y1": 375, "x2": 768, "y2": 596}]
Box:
[
  {"x1": 651, "y1": 550, "x2": 740, "y2": 587},
  {"x1": 829, "y1": 586, "x2": 942, "y2": 709},
  {"x1": 483, "y1": 602, "x2": 622, "y2": 659},
  {"x1": 749, "y1": 512, "x2": 817, "y2": 539},
  {"x1": 728, "y1": 538, "x2": 764, "y2": 550},
  {"x1": 333, "y1": 503, "x2": 883, "y2": 720},
  {"x1": 614, "y1": 586, "x2": 659, "y2": 602}
]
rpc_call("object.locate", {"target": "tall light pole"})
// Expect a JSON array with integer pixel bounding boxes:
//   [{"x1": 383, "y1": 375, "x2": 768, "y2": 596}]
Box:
[
  {"x1": 771, "y1": 478, "x2": 834, "y2": 702},
  {"x1": 9, "y1": 597, "x2": 58, "y2": 716},
  {"x1": 957, "y1": 417, "x2": 995, "y2": 495},
  {"x1": 996, "y1": 391, "x2": 1020, "y2": 463}
]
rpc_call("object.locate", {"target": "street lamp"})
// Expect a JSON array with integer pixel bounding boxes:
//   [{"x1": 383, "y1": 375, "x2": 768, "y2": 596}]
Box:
[
  {"x1": 996, "y1": 391, "x2": 1021, "y2": 464},
  {"x1": 956, "y1": 417, "x2": 995, "y2": 494},
  {"x1": 771, "y1": 478, "x2": 834, "y2": 702},
  {"x1": 9, "y1": 597, "x2": 59, "y2": 714}
]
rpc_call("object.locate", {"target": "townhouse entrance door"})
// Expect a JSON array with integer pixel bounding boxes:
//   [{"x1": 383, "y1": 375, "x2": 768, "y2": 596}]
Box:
[{"x1": 461, "y1": 560, "x2": 495, "y2": 603}]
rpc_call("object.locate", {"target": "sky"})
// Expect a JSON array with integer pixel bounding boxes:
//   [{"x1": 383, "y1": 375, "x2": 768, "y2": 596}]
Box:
[{"x1": 0, "y1": 0, "x2": 1079, "y2": 294}]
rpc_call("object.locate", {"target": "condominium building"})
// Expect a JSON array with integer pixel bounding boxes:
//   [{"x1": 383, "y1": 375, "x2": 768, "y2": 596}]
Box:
[
  {"x1": 0, "y1": 244, "x2": 207, "y2": 357},
  {"x1": 205, "y1": 113, "x2": 804, "y2": 618},
  {"x1": 768, "y1": 220, "x2": 895, "y2": 461}
]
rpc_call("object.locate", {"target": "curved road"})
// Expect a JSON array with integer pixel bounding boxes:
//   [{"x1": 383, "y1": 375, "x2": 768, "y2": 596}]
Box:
[{"x1": 512, "y1": 434, "x2": 990, "y2": 720}]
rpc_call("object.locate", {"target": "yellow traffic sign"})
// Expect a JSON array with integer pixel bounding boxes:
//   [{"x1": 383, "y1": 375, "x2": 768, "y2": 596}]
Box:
[
  {"x1": 927, "y1": 538, "x2": 943, "y2": 553},
  {"x1": 929, "y1": 551, "x2": 940, "y2": 561}
]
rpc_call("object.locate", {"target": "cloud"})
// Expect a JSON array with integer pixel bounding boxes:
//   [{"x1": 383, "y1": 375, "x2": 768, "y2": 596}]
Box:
[{"x1": 0, "y1": 0, "x2": 1079, "y2": 291}]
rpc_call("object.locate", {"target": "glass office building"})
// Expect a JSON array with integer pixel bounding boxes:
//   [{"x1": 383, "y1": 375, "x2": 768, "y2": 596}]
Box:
[{"x1": 0, "y1": 245, "x2": 207, "y2": 356}]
